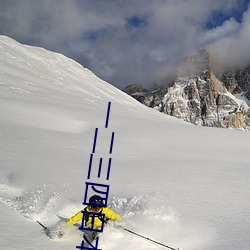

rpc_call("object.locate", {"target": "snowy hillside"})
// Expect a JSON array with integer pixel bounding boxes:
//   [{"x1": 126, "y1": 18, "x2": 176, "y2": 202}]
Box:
[{"x1": 0, "y1": 36, "x2": 250, "y2": 250}]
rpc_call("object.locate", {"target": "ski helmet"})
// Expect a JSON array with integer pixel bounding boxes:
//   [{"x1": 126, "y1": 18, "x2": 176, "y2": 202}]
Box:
[{"x1": 89, "y1": 195, "x2": 104, "y2": 206}]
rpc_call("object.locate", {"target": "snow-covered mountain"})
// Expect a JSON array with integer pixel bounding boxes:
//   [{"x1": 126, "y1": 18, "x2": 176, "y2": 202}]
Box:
[
  {"x1": 1, "y1": 36, "x2": 250, "y2": 250},
  {"x1": 124, "y1": 49, "x2": 250, "y2": 130}
]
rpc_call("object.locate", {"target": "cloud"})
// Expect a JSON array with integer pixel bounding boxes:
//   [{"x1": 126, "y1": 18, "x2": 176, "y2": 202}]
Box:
[
  {"x1": 209, "y1": 4, "x2": 250, "y2": 69},
  {"x1": 200, "y1": 18, "x2": 240, "y2": 45},
  {"x1": 0, "y1": 0, "x2": 249, "y2": 88}
]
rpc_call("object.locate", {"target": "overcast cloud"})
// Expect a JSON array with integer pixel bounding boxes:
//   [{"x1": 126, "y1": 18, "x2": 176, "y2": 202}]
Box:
[{"x1": 0, "y1": 0, "x2": 249, "y2": 89}]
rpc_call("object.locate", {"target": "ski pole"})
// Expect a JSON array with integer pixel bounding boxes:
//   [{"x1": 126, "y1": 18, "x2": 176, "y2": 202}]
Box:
[
  {"x1": 37, "y1": 220, "x2": 50, "y2": 234},
  {"x1": 121, "y1": 227, "x2": 180, "y2": 250},
  {"x1": 37, "y1": 220, "x2": 48, "y2": 230}
]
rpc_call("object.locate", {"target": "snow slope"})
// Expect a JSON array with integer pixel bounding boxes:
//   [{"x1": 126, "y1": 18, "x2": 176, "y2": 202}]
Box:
[{"x1": 0, "y1": 36, "x2": 250, "y2": 250}]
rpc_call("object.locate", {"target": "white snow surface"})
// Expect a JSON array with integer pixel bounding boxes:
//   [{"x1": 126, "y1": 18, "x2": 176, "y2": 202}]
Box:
[{"x1": 0, "y1": 36, "x2": 250, "y2": 250}]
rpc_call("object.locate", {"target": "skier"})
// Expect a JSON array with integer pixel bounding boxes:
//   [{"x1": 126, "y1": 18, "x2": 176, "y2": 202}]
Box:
[{"x1": 66, "y1": 195, "x2": 122, "y2": 237}]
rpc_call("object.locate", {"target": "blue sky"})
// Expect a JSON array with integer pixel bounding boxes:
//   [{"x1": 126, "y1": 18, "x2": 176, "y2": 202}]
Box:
[
  {"x1": 0, "y1": 0, "x2": 249, "y2": 89},
  {"x1": 205, "y1": 0, "x2": 249, "y2": 28}
]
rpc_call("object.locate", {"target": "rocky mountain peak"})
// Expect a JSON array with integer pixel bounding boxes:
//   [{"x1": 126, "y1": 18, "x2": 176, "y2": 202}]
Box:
[
  {"x1": 177, "y1": 48, "x2": 210, "y2": 78},
  {"x1": 123, "y1": 49, "x2": 250, "y2": 130}
]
